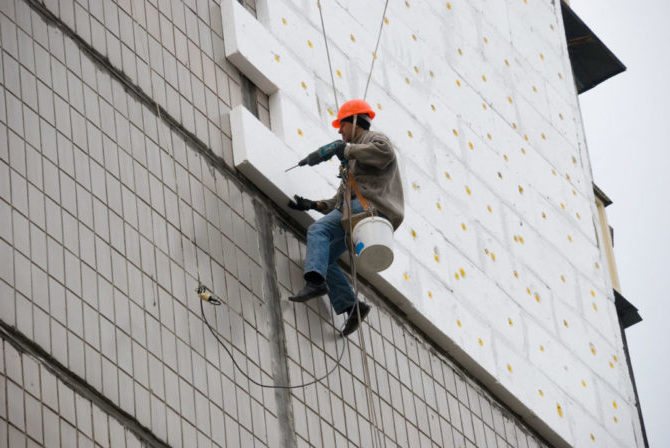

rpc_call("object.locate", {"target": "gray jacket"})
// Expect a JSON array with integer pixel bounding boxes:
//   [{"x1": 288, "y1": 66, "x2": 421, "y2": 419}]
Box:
[{"x1": 320, "y1": 130, "x2": 404, "y2": 230}]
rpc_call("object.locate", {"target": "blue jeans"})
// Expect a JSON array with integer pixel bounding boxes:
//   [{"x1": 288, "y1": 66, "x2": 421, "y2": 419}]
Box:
[{"x1": 304, "y1": 199, "x2": 364, "y2": 315}]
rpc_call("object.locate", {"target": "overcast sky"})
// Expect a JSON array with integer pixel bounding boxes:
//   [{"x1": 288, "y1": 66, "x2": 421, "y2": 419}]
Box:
[{"x1": 570, "y1": 1, "x2": 670, "y2": 446}]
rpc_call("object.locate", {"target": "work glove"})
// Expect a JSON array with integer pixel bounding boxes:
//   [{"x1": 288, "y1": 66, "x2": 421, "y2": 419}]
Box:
[
  {"x1": 319, "y1": 140, "x2": 347, "y2": 161},
  {"x1": 287, "y1": 195, "x2": 318, "y2": 211}
]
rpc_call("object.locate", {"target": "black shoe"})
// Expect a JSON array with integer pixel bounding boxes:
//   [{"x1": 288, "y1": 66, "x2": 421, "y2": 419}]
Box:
[
  {"x1": 289, "y1": 281, "x2": 328, "y2": 303},
  {"x1": 341, "y1": 302, "x2": 371, "y2": 336}
]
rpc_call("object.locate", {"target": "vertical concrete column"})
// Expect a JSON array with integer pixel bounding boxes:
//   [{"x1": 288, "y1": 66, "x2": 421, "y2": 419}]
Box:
[{"x1": 253, "y1": 200, "x2": 297, "y2": 448}]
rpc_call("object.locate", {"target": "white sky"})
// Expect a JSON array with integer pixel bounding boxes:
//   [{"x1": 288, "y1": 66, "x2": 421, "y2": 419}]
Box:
[{"x1": 571, "y1": 1, "x2": 670, "y2": 446}]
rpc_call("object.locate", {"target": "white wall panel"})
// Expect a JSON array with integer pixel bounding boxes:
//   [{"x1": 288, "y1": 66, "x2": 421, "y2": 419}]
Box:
[{"x1": 222, "y1": 0, "x2": 642, "y2": 445}]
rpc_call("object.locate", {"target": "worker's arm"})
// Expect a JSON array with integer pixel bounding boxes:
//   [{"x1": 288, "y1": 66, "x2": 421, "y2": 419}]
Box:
[
  {"x1": 344, "y1": 134, "x2": 395, "y2": 169},
  {"x1": 317, "y1": 191, "x2": 338, "y2": 214}
]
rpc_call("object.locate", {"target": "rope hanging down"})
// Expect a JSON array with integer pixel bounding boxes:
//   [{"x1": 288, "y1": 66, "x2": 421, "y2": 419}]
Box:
[
  {"x1": 317, "y1": 1, "x2": 391, "y2": 447},
  {"x1": 197, "y1": 0, "x2": 390, "y2": 402}
]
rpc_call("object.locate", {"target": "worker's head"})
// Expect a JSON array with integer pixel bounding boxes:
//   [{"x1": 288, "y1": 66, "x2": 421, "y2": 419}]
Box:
[{"x1": 332, "y1": 99, "x2": 375, "y2": 142}]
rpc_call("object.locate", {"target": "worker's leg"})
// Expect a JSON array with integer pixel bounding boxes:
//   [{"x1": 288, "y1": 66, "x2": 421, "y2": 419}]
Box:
[
  {"x1": 325, "y1": 245, "x2": 355, "y2": 315},
  {"x1": 302, "y1": 208, "x2": 345, "y2": 280}
]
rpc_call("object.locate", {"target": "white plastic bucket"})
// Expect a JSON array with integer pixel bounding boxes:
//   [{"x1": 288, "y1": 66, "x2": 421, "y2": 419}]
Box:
[{"x1": 352, "y1": 216, "x2": 394, "y2": 272}]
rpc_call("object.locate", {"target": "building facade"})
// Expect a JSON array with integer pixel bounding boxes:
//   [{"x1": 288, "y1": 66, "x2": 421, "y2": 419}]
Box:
[{"x1": 0, "y1": 0, "x2": 644, "y2": 447}]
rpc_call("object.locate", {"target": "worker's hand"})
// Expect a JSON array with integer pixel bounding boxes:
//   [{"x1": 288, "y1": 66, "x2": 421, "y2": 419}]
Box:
[
  {"x1": 288, "y1": 195, "x2": 317, "y2": 211},
  {"x1": 319, "y1": 140, "x2": 347, "y2": 161}
]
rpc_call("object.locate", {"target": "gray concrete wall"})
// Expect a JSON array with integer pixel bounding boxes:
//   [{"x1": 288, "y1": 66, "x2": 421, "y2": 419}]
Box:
[{"x1": 0, "y1": 0, "x2": 552, "y2": 446}]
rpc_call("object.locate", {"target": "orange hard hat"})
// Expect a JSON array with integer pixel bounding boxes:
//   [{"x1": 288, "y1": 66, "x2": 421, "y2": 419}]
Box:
[{"x1": 331, "y1": 99, "x2": 376, "y2": 128}]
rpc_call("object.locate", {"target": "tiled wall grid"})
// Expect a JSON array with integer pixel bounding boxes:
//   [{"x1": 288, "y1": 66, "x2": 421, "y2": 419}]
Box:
[
  {"x1": 0, "y1": 1, "x2": 639, "y2": 448},
  {"x1": 221, "y1": 0, "x2": 642, "y2": 447}
]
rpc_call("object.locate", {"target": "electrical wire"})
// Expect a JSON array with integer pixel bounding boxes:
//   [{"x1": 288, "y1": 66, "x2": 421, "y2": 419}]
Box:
[{"x1": 200, "y1": 298, "x2": 347, "y2": 389}]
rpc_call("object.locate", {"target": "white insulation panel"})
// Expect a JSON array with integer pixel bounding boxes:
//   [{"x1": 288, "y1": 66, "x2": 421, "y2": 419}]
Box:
[{"x1": 222, "y1": 0, "x2": 643, "y2": 446}]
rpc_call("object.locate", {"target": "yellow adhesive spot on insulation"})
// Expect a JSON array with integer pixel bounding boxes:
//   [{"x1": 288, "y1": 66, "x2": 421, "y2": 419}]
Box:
[
  {"x1": 590, "y1": 289, "x2": 596, "y2": 297},
  {"x1": 503, "y1": 154, "x2": 509, "y2": 161},
  {"x1": 456, "y1": 319, "x2": 462, "y2": 328},
  {"x1": 487, "y1": 133, "x2": 493, "y2": 140},
  {"x1": 612, "y1": 400, "x2": 618, "y2": 409},
  {"x1": 274, "y1": 54, "x2": 281, "y2": 62},
  {"x1": 576, "y1": 212, "x2": 581, "y2": 220},
  {"x1": 508, "y1": 318, "x2": 514, "y2": 327},
  {"x1": 539, "y1": 53, "x2": 545, "y2": 61},
  {"x1": 384, "y1": 17, "x2": 390, "y2": 25},
  {"x1": 590, "y1": 434, "x2": 596, "y2": 442},
  {"x1": 538, "y1": 389, "x2": 544, "y2": 397},
  {"x1": 567, "y1": 234, "x2": 573, "y2": 242},
  {"x1": 350, "y1": 34, "x2": 356, "y2": 42},
  {"x1": 504, "y1": 58, "x2": 510, "y2": 67},
  {"x1": 590, "y1": 343, "x2": 597, "y2": 356},
  {"x1": 429, "y1": 70, "x2": 435, "y2": 78},
  {"x1": 483, "y1": 36, "x2": 489, "y2": 44},
  {"x1": 487, "y1": 205, "x2": 493, "y2": 213},
  {"x1": 563, "y1": 319, "x2": 569, "y2": 328},
  {"x1": 613, "y1": 355, "x2": 619, "y2": 362},
  {"x1": 405, "y1": 77, "x2": 411, "y2": 85},
  {"x1": 512, "y1": 122, "x2": 518, "y2": 129},
  {"x1": 526, "y1": 287, "x2": 532, "y2": 295},
  {"x1": 336, "y1": 69, "x2": 342, "y2": 78},
  {"x1": 513, "y1": 270, "x2": 519, "y2": 278},
  {"x1": 557, "y1": 403, "x2": 564, "y2": 418},
  {"x1": 403, "y1": 272, "x2": 411, "y2": 281},
  {"x1": 465, "y1": 186, "x2": 472, "y2": 195},
  {"x1": 410, "y1": 229, "x2": 417, "y2": 238},
  {"x1": 377, "y1": 103, "x2": 383, "y2": 110},
  {"x1": 434, "y1": 253, "x2": 440, "y2": 263},
  {"x1": 411, "y1": 34, "x2": 417, "y2": 41},
  {"x1": 581, "y1": 380, "x2": 588, "y2": 388},
  {"x1": 407, "y1": 130, "x2": 413, "y2": 138},
  {"x1": 436, "y1": 201, "x2": 442, "y2": 211},
  {"x1": 541, "y1": 132, "x2": 547, "y2": 140},
  {"x1": 614, "y1": 416, "x2": 619, "y2": 423},
  {"x1": 300, "y1": 81, "x2": 308, "y2": 89},
  {"x1": 518, "y1": 185, "x2": 524, "y2": 194},
  {"x1": 561, "y1": 274, "x2": 566, "y2": 283},
  {"x1": 427, "y1": 291, "x2": 433, "y2": 299},
  {"x1": 452, "y1": 129, "x2": 459, "y2": 137},
  {"x1": 307, "y1": 40, "x2": 314, "y2": 48},
  {"x1": 327, "y1": 108, "x2": 334, "y2": 116},
  {"x1": 431, "y1": 104, "x2": 437, "y2": 112},
  {"x1": 468, "y1": 141, "x2": 475, "y2": 150},
  {"x1": 523, "y1": 134, "x2": 529, "y2": 142},
  {"x1": 490, "y1": 252, "x2": 496, "y2": 261},
  {"x1": 539, "y1": 345, "x2": 545, "y2": 352},
  {"x1": 482, "y1": 102, "x2": 488, "y2": 110},
  {"x1": 458, "y1": 48, "x2": 463, "y2": 56},
  {"x1": 507, "y1": 364, "x2": 513, "y2": 373},
  {"x1": 541, "y1": 211, "x2": 547, "y2": 219},
  {"x1": 478, "y1": 338, "x2": 484, "y2": 347},
  {"x1": 454, "y1": 272, "x2": 460, "y2": 280},
  {"x1": 446, "y1": 2, "x2": 453, "y2": 10},
  {"x1": 444, "y1": 171, "x2": 452, "y2": 180},
  {"x1": 459, "y1": 267, "x2": 466, "y2": 277},
  {"x1": 414, "y1": 66, "x2": 420, "y2": 74},
  {"x1": 609, "y1": 361, "x2": 615, "y2": 369},
  {"x1": 456, "y1": 79, "x2": 462, "y2": 87},
  {"x1": 592, "y1": 302, "x2": 598, "y2": 312},
  {"x1": 281, "y1": 17, "x2": 288, "y2": 25},
  {"x1": 482, "y1": 74, "x2": 487, "y2": 82},
  {"x1": 507, "y1": 96, "x2": 513, "y2": 104},
  {"x1": 461, "y1": 223, "x2": 467, "y2": 231},
  {"x1": 297, "y1": 128, "x2": 304, "y2": 136},
  {"x1": 534, "y1": 293, "x2": 541, "y2": 303}
]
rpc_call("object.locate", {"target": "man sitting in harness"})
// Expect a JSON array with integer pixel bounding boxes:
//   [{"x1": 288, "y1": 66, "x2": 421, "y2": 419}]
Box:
[{"x1": 288, "y1": 99, "x2": 404, "y2": 336}]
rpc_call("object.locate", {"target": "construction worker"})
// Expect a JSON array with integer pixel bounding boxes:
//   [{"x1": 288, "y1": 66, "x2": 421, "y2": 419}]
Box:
[{"x1": 287, "y1": 99, "x2": 404, "y2": 336}]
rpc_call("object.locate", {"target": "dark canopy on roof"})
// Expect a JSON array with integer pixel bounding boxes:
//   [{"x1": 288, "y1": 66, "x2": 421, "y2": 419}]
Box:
[{"x1": 561, "y1": 1, "x2": 626, "y2": 94}]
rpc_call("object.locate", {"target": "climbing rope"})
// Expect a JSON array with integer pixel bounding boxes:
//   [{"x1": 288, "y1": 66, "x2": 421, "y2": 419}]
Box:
[{"x1": 317, "y1": 0, "x2": 392, "y2": 445}]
